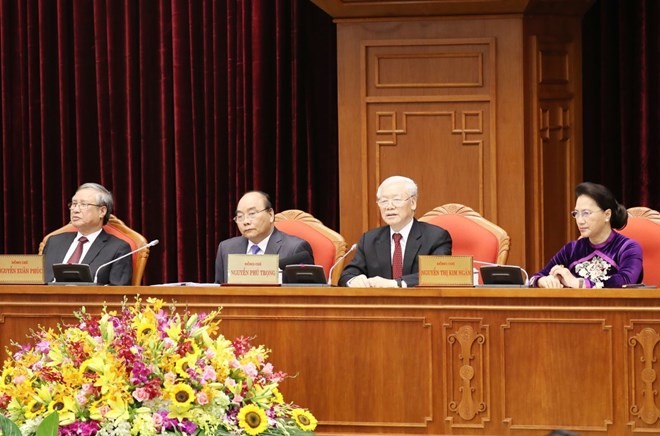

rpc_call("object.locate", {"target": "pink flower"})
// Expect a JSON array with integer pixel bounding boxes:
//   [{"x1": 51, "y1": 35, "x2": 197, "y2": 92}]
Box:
[
  {"x1": 244, "y1": 362, "x2": 258, "y2": 378},
  {"x1": 133, "y1": 387, "x2": 151, "y2": 402},
  {"x1": 202, "y1": 365, "x2": 216, "y2": 382},
  {"x1": 196, "y1": 391, "x2": 209, "y2": 405}
]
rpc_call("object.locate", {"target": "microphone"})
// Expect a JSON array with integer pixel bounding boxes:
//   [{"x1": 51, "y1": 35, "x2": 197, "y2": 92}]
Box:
[
  {"x1": 93, "y1": 239, "x2": 159, "y2": 284},
  {"x1": 473, "y1": 259, "x2": 529, "y2": 286},
  {"x1": 327, "y1": 243, "x2": 357, "y2": 285}
]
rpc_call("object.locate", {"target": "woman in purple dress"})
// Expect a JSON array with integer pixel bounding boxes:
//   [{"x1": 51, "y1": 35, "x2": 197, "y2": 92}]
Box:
[{"x1": 531, "y1": 182, "x2": 643, "y2": 288}]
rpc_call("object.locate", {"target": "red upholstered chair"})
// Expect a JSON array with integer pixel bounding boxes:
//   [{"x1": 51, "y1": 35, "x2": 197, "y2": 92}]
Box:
[
  {"x1": 617, "y1": 207, "x2": 660, "y2": 286},
  {"x1": 419, "y1": 203, "x2": 511, "y2": 265},
  {"x1": 38, "y1": 214, "x2": 150, "y2": 285},
  {"x1": 274, "y1": 210, "x2": 347, "y2": 285}
]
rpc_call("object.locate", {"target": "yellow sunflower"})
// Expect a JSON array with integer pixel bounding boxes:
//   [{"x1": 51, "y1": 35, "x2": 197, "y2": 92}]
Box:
[
  {"x1": 24, "y1": 399, "x2": 45, "y2": 419},
  {"x1": 292, "y1": 408, "x2": 318, "y2": 432},
  {"x1": 136, "y1": 320, "x2": 158, "y2": 341},
  {"x1": 237, "y1": 404, "x2": 269, "y2": 435},
  {"x1": 168, "y1": 383, "x2": 196, "y2": 409}
]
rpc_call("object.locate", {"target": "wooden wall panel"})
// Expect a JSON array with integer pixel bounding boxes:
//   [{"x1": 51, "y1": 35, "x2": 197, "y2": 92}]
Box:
[
  {"x1": 322, "y1": 0, "x2": 591, "y2": 274},
  {"x1": 337, "y1": 17, "x2": 525, "y2": 266}
]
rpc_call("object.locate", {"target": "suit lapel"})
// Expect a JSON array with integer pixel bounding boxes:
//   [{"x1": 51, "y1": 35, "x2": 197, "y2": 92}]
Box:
[
  {"x1": 403, "y1": 220, "x2": 422, "y2": 274},
  {"x1": 82, "y1": 230, "x2": 107, "y2": 264},
  {"x1": 375, "y1": 227, "x2": 392, "y2": 278},
  {"x1": 265, "y1": 228, "x2": 283, "y2": 254},
  {"x1": 54, "y1": 233, "x2": 77, "y2": 263}
]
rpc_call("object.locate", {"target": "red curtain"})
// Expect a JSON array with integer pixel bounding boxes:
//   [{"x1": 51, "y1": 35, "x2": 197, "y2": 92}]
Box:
[
  {"x1": 0, "y1": 0, "x2": 337, "y2": 284},
  {"x1": 582, "y1": 0, "x2": 659, "y2": 210}
]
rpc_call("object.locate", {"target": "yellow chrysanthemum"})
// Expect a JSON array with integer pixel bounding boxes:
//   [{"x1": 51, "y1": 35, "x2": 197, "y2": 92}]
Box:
[
  {"x1": 292, "y1": 408, "x2": 318, "y2": 432},
  {"x1": 237, "y1": 404, "x2": 269, "y2": 435}
]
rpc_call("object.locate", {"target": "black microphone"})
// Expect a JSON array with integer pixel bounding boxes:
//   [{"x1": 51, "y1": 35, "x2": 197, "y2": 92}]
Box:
[
  {"x1": 278, "y1": 251, "x2": 314, "y2": 270},
  {"x1": 327, "y1": 243, "x2": 357, "y2": 285},
  {"x1": 93, "y1": 239, "x2": 159, "y2": 284}
]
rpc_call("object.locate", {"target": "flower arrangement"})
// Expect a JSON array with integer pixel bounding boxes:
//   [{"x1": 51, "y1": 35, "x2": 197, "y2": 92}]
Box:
[{"x1": 0, "y1": 297, "x2": 317, "y2": 435}]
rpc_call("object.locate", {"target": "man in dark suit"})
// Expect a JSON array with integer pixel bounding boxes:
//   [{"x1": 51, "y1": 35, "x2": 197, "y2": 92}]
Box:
[
  {"x1": 42, "y1": 183, "x2": 132, "y2": 285},
  {"x1": 339, "y1": 176, "x2": 452, "y2": 287},
  {"x1": 215, "y1": 191, "x2": 314, "y2": 284}
]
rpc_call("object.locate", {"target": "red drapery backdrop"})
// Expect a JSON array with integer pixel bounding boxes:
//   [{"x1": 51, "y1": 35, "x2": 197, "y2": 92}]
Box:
[
  {"x1": 1, "y1": 0, "x2": 657, "y2": 283},
  {"x1": 582, "y1": 0, "x2": 659, "y2": 210},
  {"x1": 0, "y1": 0, "x2": 337, "y2": 284}
]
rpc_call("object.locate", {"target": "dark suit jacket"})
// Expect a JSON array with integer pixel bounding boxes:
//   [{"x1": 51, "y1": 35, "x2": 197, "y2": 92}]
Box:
[
  {"x1": 42, "y1": 230, "x2": 133, "y2": 285},
  {"x1": 215, "y1": 227, "x2": 314, "y2": 283},
  {"x1": 338, "y1": 219, "x2": 452, "y2": 287}
]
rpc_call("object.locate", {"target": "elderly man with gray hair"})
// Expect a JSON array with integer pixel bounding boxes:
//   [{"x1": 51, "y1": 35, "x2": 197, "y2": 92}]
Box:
[
  {"x1": 339, "y1": 175, "x2": 452, "y2": 288},
  {"x1": 42, "y1": 182, "x2": 133, "y2": 285}
]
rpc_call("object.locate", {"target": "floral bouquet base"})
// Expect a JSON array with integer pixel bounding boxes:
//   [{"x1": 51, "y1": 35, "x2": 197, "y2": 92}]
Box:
[{"x1": 0, "y1": 297, "x2": 317, "y2": 435}]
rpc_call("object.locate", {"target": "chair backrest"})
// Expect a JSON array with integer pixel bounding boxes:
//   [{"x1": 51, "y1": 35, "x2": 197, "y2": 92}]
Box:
[
  {"x1": 274, "y1": 209, "x2": 347, "y2": 285},
  {"x1": 418, "y1": 203, "x2": 511, "y2": 265},
  {"x1": 38, "y1": 214, "x2": 149, "y2": 285},
  {"x1": 617, "y1": 207, "x2": 660, "y2": 286}
]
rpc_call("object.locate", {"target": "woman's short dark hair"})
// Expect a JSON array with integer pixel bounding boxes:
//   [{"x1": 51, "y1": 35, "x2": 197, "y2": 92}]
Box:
[{"x1": 575, "y1": 182, "x2": 628, "y2": 230}]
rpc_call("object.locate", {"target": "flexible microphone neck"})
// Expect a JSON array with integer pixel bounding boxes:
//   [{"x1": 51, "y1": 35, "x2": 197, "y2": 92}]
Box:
[
  {"x1": 327, "y1": 243, "x2": 357, "y2": 285},
  {"x1": 93, "y1": 239, "x2": 159, "y2": 284}
]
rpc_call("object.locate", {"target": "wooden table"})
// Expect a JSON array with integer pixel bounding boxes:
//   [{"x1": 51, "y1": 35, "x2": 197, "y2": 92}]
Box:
[{"x1": 1, "y1": 285, "x2": 659, "y2": 435}]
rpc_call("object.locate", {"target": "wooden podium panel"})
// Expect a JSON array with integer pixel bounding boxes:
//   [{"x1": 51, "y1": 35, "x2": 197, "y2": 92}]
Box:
[{"x1": 1, "y1": 285, "x2": 660, "y2": 435}]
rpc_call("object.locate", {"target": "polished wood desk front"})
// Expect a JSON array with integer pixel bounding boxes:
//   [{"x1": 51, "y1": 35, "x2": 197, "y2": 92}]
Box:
[{"x1": 1, "y1": 285, "x2": 659, "y2": 435}]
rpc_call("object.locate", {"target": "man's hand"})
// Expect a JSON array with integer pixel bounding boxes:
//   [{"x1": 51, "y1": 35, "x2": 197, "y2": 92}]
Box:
[
  {"x1": 367, "y1": 276, "x2": 398, "y2": 288},
  {"x1": 347, "y1": 274, "x2": 370, "y2": 287}
]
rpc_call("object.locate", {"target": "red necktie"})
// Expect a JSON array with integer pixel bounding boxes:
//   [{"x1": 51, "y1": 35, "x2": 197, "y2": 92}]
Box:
[
  {"x1": 392, "y1": 233, "x2": 403, "y2": 280},
  {"x1": 68, "y1": 236, "x2": 89, "y2": 264}
]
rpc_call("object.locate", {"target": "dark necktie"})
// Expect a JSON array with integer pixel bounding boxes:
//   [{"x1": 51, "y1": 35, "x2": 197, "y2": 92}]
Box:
[
  {"x1": 68, "y1": 236, "x2": 89, "y2": 264},
  {"x1": 250, "y1": 245, "x2": 260, "y2": 255},
  {"x1": 392, "y1": 233, "x2": 403, "y2": 280}
]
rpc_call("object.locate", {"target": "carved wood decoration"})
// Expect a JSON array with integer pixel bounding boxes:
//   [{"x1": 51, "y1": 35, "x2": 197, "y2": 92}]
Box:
[
  {"x1": 444, "y1": 320, "x2": 489, "y2": 428},
  {"x1": 627, "y1": 322, "x2": 660, "y2": 430}
]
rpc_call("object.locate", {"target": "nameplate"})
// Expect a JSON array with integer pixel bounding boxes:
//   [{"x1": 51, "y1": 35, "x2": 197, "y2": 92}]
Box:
[
  {"x1": 227, "y1": 254, "x2": 279, "y2": 285},
  {"x1": 0, "y1": 255, "x2": 45, "y2": 284},
  {"x1": 418, "y1": 255, "x2": 473, "y2": 286}
]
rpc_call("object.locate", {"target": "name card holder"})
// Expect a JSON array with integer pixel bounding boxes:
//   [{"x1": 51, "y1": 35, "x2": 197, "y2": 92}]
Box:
[
  {"x1": 227, "y1": 254, "x2": 280, "y2": 285},
  {"x1": 418, "y1": 255, "x2": 474, "y2": 287},
  {"x1": 0, "y1": 255, "x2": 45, "y2": 284}
]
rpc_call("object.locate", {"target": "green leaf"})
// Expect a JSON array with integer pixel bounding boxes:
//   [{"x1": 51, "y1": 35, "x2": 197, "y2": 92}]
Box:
[
  {"x1": 0, "y1": 414, "x2": 22, "y2": 436},
  {"x1": 35, "y1": 411, "x2": 59, "y2": 436}
]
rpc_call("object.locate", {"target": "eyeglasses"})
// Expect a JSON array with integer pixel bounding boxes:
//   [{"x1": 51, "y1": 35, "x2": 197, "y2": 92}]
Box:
[
  {"x1": 377, "y1": 196, "x2": 413, "y2": 208},
  {"x1": 68, "y1": 202, "x2": 102, "y2": 210},
  {"x1": 233, "y1": 208, "x2": 269, "y2": 223},
  {"x1": 570, "y1": 209, "x2": 602, "y2": 219}
]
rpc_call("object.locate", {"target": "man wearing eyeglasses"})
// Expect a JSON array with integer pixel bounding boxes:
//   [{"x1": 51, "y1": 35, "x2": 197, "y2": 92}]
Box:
[
  {"x1": 42, "y1": 182, "x2": 133, "y2": 285},
  {"x1": 339, "y1": 175, "x2": 452, "y2": 288},
  {"x1": 214, "y1": 191, "x2": 314, "y2": 284}
]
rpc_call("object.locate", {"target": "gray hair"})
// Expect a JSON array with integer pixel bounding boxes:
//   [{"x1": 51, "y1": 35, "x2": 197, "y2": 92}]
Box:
[
  {"x1": 77, "y1": 183, "x2": 113, "y2": 224},
  {"x1": 376, "y1": 176, "x2": 418, "y2": 198}
]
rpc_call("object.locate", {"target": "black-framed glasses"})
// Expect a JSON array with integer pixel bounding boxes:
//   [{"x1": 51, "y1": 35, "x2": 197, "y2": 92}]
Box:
[
  {"x1": 377, "y1": 196, "x2": 413, "y2": 208},
  {"x1": 233, "y1": 208, "x2": 269, "y2": 223},
  {"x1": 570, "y1": 209, "x2": 602, "y2": 219},
  {"x1": 68, "y1": 202, "x2": 102, "y2": 210}
]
